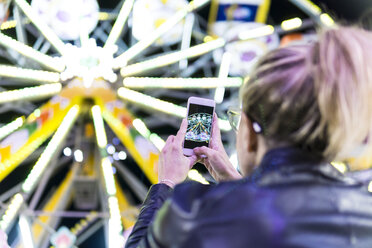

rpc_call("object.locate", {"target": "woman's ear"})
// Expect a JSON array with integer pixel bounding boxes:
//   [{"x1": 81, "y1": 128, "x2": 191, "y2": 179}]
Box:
[{"x1": 241, "y1": 114, "x2": 258, "y2": 152}]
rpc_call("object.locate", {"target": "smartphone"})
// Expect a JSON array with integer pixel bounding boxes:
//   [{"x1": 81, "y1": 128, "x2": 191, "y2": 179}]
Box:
[{"x1": 183, "y1": 97, "x2": 215, "y2": 156}]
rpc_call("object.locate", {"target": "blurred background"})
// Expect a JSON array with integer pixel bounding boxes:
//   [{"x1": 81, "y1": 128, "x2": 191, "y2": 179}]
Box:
[{"x1": 0, "y1": 0, "x2": 370, "y2": 247}]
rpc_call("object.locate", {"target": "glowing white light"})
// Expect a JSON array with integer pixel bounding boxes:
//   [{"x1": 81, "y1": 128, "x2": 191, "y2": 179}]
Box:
[
  {"x1": 229, "y1": 152, "x2": 239, "y2": 171},
  {"x1": 60, "y1": 40, "x2": 117, "y2": 86},
  {"x1": 0, "y1": 32, "x2": 65, "y2": 72},
  {"x1": 149, "y1": 133, "x2": 165, "y2": 151},
  {"x1": 119, "y1": 38, "x2": 226, "y2": 76},
  {"x1": 14, "y1": 0, "x2": 66, "y2": 55},
  {"x1": 320, "y1": 13, "x2": 335, "y2": 27},
  {"x1": 281, "y1": 17, "x2": 303, "y2": 31},
  {"x1": 290, "y1": 0, "x2": 322, "y2": 16},
  {"x1": 113, "y1": 153, "x2": 119, "y2": 161},
  {"x1": 188, "y1": 169, "x2": 209, "y2": 185},
  {"x1": 0, "y1": 193, "x2": 24, "y2": 231},
  {"x1": 114, "y1": 0, "x2": 210, "y2": 68},
  {"x1": 91, "y1": 105, "x2": 108, "y2": 148},
  {"x1": 107, "y1": 144, "x2": 116, "y2": 155},
  {"x1": 118, "y1": 87, "x2": 186, "y2": 118},
  {"x1": 133, "y1": 119, "x2": 151, "y2": 138},
  {"x1": 104, "y1": 0, "x2": 134, "y2": 48},
  {"x1": 368, "y1": 181, "x2": 372, "y2": 193},
  {"x1": 215, "y1": 52, "x2": 232, "y2": 104},
  {"x1": 118, "y1": 151, "x2": 127, "y2": 160},
  {"x1": 63, "y1": 147, "x2": 72, "y2": 157},
  {"x1": 0, "y1": 117, "x2": 24, "y2": 141},
  {"x1": 108, "y1": 196, "x2": 124, "y2": 248},
  {"x1": 238, "y1": 25, "x2": 275, "y2": 40},
  {"x1": 331, "y1": 162, "x2": 347, "y2": 174},
  {"x1": 102, "y1": 158, "x2": 117, "y2": 196},
  {"x1": 0, "y1": 83, "x2": 62, "y2": 104},
  {"x1": 123, "y1": 77, "x2": 243, "y2": 89},
  {"x1": 22, "y1": 106, "x2": 80, "y2": 193},
  {"x1": 74, "y1": 149, "x2": 84, "y2": 163},
  {"x1": 0, "y1": 65, "x2": 60, "y2": 83},
  {"x1": 19, "y1": 215, "x2": 34, "y2": 248},
  {"x1": 118, "y1": 87, "x2": 232, "y2": 131}
]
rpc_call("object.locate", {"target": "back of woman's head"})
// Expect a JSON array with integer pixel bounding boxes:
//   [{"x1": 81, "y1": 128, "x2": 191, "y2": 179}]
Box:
[{"x1": 241, "y1": 26, "x2": 372, "y2": 162}]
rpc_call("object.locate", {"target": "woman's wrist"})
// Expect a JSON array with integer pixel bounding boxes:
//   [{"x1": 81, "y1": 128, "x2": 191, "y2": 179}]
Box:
[{"x1": 159, "y1": 179, "x2": 176, "y2": 188}]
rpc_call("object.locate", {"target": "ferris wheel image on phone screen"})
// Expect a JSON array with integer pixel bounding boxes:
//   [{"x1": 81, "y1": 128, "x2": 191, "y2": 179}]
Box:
[{"x1": 183, "y1": 97, "x2": 215, "y2": 156}]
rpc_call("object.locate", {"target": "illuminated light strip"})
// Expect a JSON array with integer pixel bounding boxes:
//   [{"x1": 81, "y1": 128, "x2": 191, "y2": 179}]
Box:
[
  {"x1": 0, "y1": 65, "x2": 60, "y2": 83},
  {"x1": 14, "y1": 0, "x2": 66, "y2": 55},
  {"x1": 19, "y1": 215, "x2": 35, "y2": 248},
  {"x1": 118, "y1": 87, "x2": 232, "y2": 131},
  {"x1": 101, "y1": 158, "x2": 117, "y2": 196},
  {"x1": 320, "y1": 13, "x2": 335, "y2": 27},
  {"x1": 368, "y1": 181, "x2": 372, "y2": 193},
  {"x1": 281, "y1": 17, "x2": 303, "y2": 31},
  {"x1": 215, "y1": 52, "x2": 232, "y2": 104},
  {"x1": 123, "y1": 77, "x2": 243, "y2": 89},
  {"x1": 0, "y1": 83, "x2": 62, "y2": 104},
  {"x1": 132, "y1": 119, "x2": 151, "y2": 137},
  {"x1": 331, "y1": 162, "x2": 347, "y2": 174},
  {"x1": 188, "y1": 169, "x2": 209, "y2": 185},
  {"x1": 118, "y1": 87, "x2": 186, "y2": 118},
  {"x1": 289, "y1": 0, "x2": 322, "y2": 16},
  {"x1": 0, "y1": 193, "x2": 24, "y2": 231},
  {"x1": 22, "y1": 106, "x2": 80, "y2": 193},
  {"x1": 104, "y1": 0, "x2": 135, "y2": 48},
  {"x1": 289, "y1": 0, "x2": 335, "y2": 27},
  {"x1": 238, "y1": 25, "x2": 275, "y2": 40},
  {"x1": 0, "y1": 20, "x2": 18, "y2": 30},
  {"x1": 120, "y1": 38, "x2": 226, "y2": 76},
  {"x1": 108, "y1": 196, "x2": 124, "y2": 248},
  {"x1": 0, "y1": 11, "x2": 112, "y2": 31},
  {"x1": 98, "y1": 12, "x2": 117, "y2": 21},
  {"x1": 149, "y1": 133, "x2": 166, "y2": 151},
  {"x1": 114, "y1": 0, "x2": 211, "y2": 68},
  {"x1": 0, "y1": 32, "x2": 65, "y2": 72},
  {"x1": 70, "y1": 211, "x2": 98, "y2": 235},
  {"x1": 101, "y1": 109, "x2": 158, "y2": 183},
  {"x1": 132, "y1": 118, "x2": 165, "y2": 151},
  {"x1": 91, "y1": 105, "x2": 108, "y2": 149},
  {"x1": 0, "y1": 117, "x2": 24, "y2": 141}
]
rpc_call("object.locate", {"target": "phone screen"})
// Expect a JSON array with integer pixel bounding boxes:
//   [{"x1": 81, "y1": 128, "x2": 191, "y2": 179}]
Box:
[{"x1": 184, "y1": 103, "x2": 214, "y2": 149}]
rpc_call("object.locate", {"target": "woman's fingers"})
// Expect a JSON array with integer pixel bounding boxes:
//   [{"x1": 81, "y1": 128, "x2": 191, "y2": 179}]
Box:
[
  {"x1": 188, "y1": 155, "x2": 198, "y2": 168},
  {"x1": 193, "y1": 146, "x2": 215, "y2": 158}
]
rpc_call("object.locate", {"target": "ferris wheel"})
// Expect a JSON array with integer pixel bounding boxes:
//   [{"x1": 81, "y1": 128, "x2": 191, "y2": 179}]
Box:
[{"x1": 0, "y1": 0, "x2": 340, "y2": 247}]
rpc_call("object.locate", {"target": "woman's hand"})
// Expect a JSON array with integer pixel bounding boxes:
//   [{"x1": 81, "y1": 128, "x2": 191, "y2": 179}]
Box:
[
  {"x1": 158, "y1": 119, "x2": 197, "y2": 188},
  {"x1": 193, "y1": 113, "x2": 242, "y2": 182}
]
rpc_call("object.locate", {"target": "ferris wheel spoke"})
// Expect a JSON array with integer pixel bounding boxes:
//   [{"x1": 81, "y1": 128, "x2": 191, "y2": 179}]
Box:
[
  {"x1": 104, "y1": 0, "x2": 135, "y2": 49},
  {"x1": 0, "y1": 116, "x2": 25, "y2": 141},
  {"x1": 120, "y1": 38, "x2": 226, "y2": 77},
  {"x1": 101, "y1": 106, "x2": 159, "y2": 184},
  {"x1": 289, "y1": 0, "x2": 334, "y2": 27},
  {"x1": 0, "y1": 83, "x2": 62, "y2": 104},
  {"x1": 13, "y1": 0, "x2": 67, "y2": 55},
  {"x1": 113, "y1": 0, "x2": 211, "y2": 68},
  {"x1": 117, "y1": 87, "x2": 232, "y2": 131},
  {"x1": 0, "y1": 32, "x2": 65, "y2": 72},
  {"x1": 123, "y1": 77, "x2": 243, "y2": 89},
  {"x1": 0, "y1": 65, "x2": 60, "y2": 84},
  {"x1": 22, "y1": 105, "x2": 80, "y2": 193}
]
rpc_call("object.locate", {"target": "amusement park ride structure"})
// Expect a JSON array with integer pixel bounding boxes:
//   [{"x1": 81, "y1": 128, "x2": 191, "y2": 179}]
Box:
[{"x1": 0, "y1": 0, "x2": 351, "y2": 247}]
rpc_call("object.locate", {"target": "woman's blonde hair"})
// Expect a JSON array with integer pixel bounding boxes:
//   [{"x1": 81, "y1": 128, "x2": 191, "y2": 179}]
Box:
[{"x1": 241, "y1": 26, "x2": 372, "y2": 162}]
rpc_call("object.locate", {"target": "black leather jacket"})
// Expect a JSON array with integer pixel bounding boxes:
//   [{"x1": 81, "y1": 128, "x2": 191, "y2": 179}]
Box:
[{"x1": 125, "y1": 147, "x2": 372, "y2": 248}]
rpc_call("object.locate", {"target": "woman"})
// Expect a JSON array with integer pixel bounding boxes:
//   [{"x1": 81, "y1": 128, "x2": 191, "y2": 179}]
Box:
[{"x1": 125, "y1": 26, "x2": 372, "y2": 248}]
